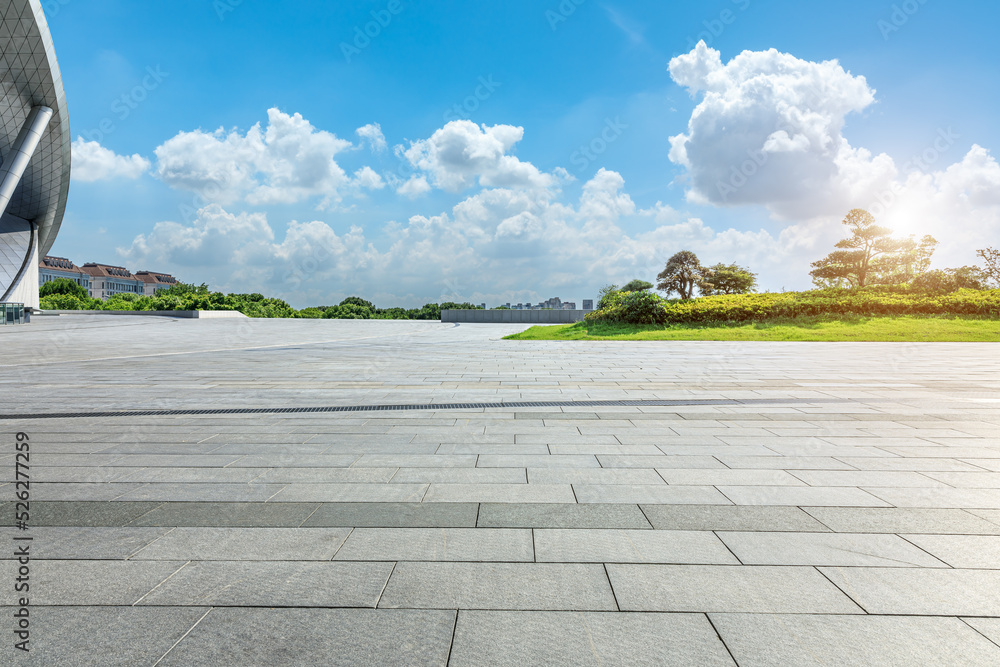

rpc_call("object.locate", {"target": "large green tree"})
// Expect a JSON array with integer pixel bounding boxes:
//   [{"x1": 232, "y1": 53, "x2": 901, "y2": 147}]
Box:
[
  {"x1": 810, "y1": 209, "x2": 938, "y2": 288},
  {"x1": 621, "y1": 279, "x2": 654, "y2": 293},
  {"x1": 700, "y1": 263, "x2": 757, "y2": 296},
  {"x1": 39, "y1": 278, "x2": 89, "y2": 300},
  {"x1": 656, "y1": 251, "x2": 711, "y2": 299}
]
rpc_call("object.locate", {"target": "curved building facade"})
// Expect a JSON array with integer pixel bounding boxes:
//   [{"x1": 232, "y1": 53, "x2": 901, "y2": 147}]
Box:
[{"x1": 0, "y1": 0, "x2": 71, "y2": 310}]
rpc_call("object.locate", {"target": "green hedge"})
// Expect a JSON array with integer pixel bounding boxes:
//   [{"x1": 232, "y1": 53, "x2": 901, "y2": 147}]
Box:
[{"x1": 585, "y1": 287, "x2": 1000, "y2": 325}]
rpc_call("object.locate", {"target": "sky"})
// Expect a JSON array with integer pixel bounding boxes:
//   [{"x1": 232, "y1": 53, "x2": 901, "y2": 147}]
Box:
[{"x1": 48, "y1": 0, "x2": 1000, "y2": 308}]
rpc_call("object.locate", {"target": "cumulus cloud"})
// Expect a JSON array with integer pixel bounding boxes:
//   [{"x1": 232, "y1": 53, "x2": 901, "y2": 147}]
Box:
[
  {"x1": 402, "y1": 120, "x2": 557, "y2": 193},
  {"x1": 71, "y1": 138, "x2": 151, "y2": 182},
  {"x1": 356, "y1": 123, "x2": 387, "y2": 152},
  {"x1": 118, "y1": 170, "x2": 817, "y2": 306},
  {"x1": 153, "y1": 108, "x2": 353, "y2": 208},
  {"x1": 352, "y1": 166, "x2": 385, "y2": 191},
  {"x1": 668, "y1": 41, "x2": 895, "y2": 219}
]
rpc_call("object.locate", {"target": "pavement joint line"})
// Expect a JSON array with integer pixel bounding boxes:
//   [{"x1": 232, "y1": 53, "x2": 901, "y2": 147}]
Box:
[
  {"x1": 152, "y1": 607, "x2": 214, "y2": 667},
  {"x1": 0, "y1": 397, "x2": 869, "y2": 421}
]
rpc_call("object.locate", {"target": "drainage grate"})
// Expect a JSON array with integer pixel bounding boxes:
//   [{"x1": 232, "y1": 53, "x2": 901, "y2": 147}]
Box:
[{"x1": 0, "y1": 397, "x2": 857, "y2": 421}]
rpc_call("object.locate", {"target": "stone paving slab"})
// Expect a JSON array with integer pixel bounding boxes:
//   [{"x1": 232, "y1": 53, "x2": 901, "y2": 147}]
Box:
[
  {"x1": 4, "y1": 318, "x2": 1000, "y2": 662},
  {"x1": 0, "y1": 606, "x2": 211, "y2": 667},
  {"x1": 449, "y1": 611, "x2": 736, "y2": 666},
  {"x1": 606, "y1": 564, "x2": 864, "y2": 613},
  {"x1": 710, "y1": 614, "x2": 1000, "y2": 666},
  {"x1": 477, "y1": 503, "x2": 651, "y2": 529},
  {"x1": 158, "y1": 608, "x2": 457, "y2": 666},
  {"x1": 379, "y1": 562, "x2": 618, "y2": 610},
  {"x1": 137, "y1": 561, "x2": 394, "y2": 607}
]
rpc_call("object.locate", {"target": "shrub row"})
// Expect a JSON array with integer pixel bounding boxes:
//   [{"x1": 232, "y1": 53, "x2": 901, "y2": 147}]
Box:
[{"x1": 585, "y1": 287, "x2": 1000, "y2": 325}]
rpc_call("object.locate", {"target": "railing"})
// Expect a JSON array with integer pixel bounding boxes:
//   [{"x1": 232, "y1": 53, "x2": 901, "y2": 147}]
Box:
[{"x1": 1, "y1": 302, "x2": 25, "y2": 325}]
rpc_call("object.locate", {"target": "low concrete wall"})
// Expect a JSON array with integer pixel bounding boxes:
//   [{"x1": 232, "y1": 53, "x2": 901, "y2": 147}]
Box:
[
  {"x1": 442, "y1": 309, "x2": 589, "y2": 324},
  {"x1": 36, "y1": 310, "x2": 248, "y2": 319}
]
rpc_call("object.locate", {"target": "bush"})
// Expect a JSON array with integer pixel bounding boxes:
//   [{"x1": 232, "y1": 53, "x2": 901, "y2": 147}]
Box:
[
  {"x1": 586, "y1": 286, "x2": 1000, "y2": 324},
  {"x1": 39, "y1": 293, "x2": 93, "y2": 310},
  {"x1": 40, "y1": 278, "x2": 89, "y2": 300}
]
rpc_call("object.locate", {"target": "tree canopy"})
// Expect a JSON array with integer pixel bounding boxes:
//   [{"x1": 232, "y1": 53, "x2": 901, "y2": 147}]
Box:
[
  {"x1": 656, "y1": 251, "x2": 711, "y2": 299},
  {"x1": 700, "y1": 264, "x2": 758, "y2": 296},
  {"x1": 621, "y1": 279, "x2": 654, "y2": 292},
  {"x1": 810, "y1": 209, "x2": 937, "y2": 288},
  {"x1": 39, "y1": 278, "x2": 89, "y2": 300}
]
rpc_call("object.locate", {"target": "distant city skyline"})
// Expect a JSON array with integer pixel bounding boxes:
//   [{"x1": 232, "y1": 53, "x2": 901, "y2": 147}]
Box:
[{"x1": 49, "y1": 1, "x2": 1000, "y2": 308}]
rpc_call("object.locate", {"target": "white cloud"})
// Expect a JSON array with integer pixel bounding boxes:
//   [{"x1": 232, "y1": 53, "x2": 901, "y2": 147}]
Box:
[
  {"x1": 356, "y1": 123, "x2": 387, "y2": 152},
  {"x1": 668, "y1": 41, "x2": 896, "y2": 220},
  {"x1": 153, "y1": 108, "x2": 353, "y2": 208},
  {"x1": 396, "y1": 175, "x2": 432, "y2": 198},
  {"x1": 402, "y1": 120, "x2": 557, "y2": 193},
  {"x1": 119, "y1": 171, "x2": 820, "y2": 306},
  {"x1": 71, "y1": 138, "x2": 150, "y2": 182},
  {"x1": 353, "y1": 166, "x2": 385, "y2": 191}
]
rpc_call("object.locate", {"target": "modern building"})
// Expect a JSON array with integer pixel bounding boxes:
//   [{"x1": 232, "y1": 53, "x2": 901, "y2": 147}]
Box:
[
  {"x1": 135, "y1": 270, "x2": 178, "y2": 296},
  {"x1": 80, "y1": 263, "x2": 146, "y2": 300},
  {"x1": 0, "y1": 0, "x2": 71, "y2": 311},
  {"x1": 582, "y1": 299, "x2": 594, "y2": 311},
  {"x1": 39, "y1": 255, "x2": 91, "y2": 291}
]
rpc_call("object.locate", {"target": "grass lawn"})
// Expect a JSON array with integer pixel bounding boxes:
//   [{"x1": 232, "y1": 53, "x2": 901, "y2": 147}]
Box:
[{"x1": 504, "y1": 316, "x2": 1000, "y2": 342}]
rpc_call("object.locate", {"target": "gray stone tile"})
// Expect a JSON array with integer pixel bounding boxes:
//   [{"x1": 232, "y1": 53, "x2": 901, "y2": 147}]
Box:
[
  {"x1": 113, "y1": 483, "x2": 286, "y2": 502},
  {"x1": 923, "y1": 471, "x2": 1000, "y2": 488},
  {"x1": 129, "y1": 502, "x2": 320, "y2": 527},
  {"x1": 253, "y1": 467, "x2": 398, "y2": 483},
  {"x1": 390, "y1": 468, "x2": 526, "y2": 484},
  {"x1": 820, "y1": 566, "x2": 1000, "y2": 615},
  {"x1": 354, "y1": 454, "x2": 477, "y2": 468},
  {"x1": 574, "y1": 485, "x2": 732, "y2": 505},
  {"x1": 964, "y1": 618, "x2": 1000, "y2": 647},
  {"x1": 115, "y1": 467, "x2": 270, "y2": 483},
  {"x1": 131, "y1": 527, "x2": 352, "y2": 560},
  {"x1": 548, "y1": 444, "x2": 663, "y2": 455},
  {"x1": 334, "y1": 528, "x2": 533, "y2": 561},
  {"x1": 535, "y1": 529, "x2": 738, "y2": 564},
  {"x1": 864, "y1": 487, "x2": 1000, "y2": 509},
  {"x1": 0, "y1": 606, "x2": 211, "y2": 667},
  {"x1": 718, "y1": 532, "x2": 948, "y2": 567},
  {"x1": 228, "y1": 454, "x2": 359, "y2": 468},
  {"x1": 803, "y1": 507, "x2": 1000, "y2": 534},
  {"x1": 379, "y1": 562, "x2": 617, "y2": 610},
  {"x1": 29, "y1": 501, "x2": 165, "y2": 527},
  {"x1": 790, "y1": 470, "x2": 948, "y2": 487},
  {"x1": 0, "y1": 527, "x2": 169, "y2": 560},
  {"x1": 607, "y1": 564, "x2": 862, "y2": 613},
  {"x1": 838, "y1": 457, "x2": 987, "y2": 472},
  {"x1": 138, "y1": 561, "x2": 394, "y2": 607},
  {"x1": 159, "y1": 609, "x2": 456, "y2": 667},
  {"x1": 641, "y1": 505, "x2": 829, "y2": 532},
  {"x1": 902, "y1": 534, "x2": 1000, "y2": 568},
  {"x1": 422, "y1": 483, "x2": 575, "y2": 503},
  {"x1": 477, "y1": 503, "x2": 651, "y2": 529},
  {"x1": 449, "y1": 611, "x2": 736, "y2": 667},
  {"x1": 718, "y1": 486, "x2": 890, "y2": 507},
  {"x1": 970, "y1": 509, "x2": 1000, "y2": 525},
  {"x1": 478, "y1": 455, "x2": 600, "y2": 468},
  {"x1": 597, "y1": 455, "x2": 726, "y2": 469},
  {"x1": 711, "y1": 613, "x2": 1000, "y2": 667},
  {"x1": 718, "y1": 456, "x2": 855, "y2": 470},
  {"x1": 31, "y1": 482, "x2": 149, "y2": 501},
  {"x1": 302, "y1": 502, "x2": 479, "y2": 527},
  {"x1": 527, "y1": 468, "x2": 665, "y2": 485},
  {"x1": 269, "y1": 483, "x2": 427, "y2": 502},
  {"x1": 657, "y1": 469, "x2": 806, "y2": 486},
  {"x1": 0, "y1": 560, "x2": 184, "y2": 605}
]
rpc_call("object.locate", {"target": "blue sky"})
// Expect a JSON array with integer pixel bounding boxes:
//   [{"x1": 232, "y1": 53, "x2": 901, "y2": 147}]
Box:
[{"x1": 49, "y1": 0, "x2": 1000, "y2": 307}]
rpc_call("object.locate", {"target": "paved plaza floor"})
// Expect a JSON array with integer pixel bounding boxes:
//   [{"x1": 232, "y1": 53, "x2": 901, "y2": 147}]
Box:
[{"x1": 2, "y1": 315, "x2": 1000, "y2": 665}]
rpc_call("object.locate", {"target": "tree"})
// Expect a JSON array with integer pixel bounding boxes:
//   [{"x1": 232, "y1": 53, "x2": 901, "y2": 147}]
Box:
[
  {"x1": 621, "y1": 279, "x2": 653, "y2": 293},
  {"x1": 912, "y1": 267, "x2": 988, "y2": 293},
  {"x1": 340, "y1": 296, "x2": 375, "y2": 310},
  {"x1": 656, "y1": 251, "x2": 711, "y2": 299},
  {"x1": 977, "y1": 247, "x2": 1000, "y2": 287},
  {"x1": 810, "y1": 209, "x2": 937, "y2": 288},
  {"x1": 39, "y1": 278, "x2": 89, "y2": 300},
  {"x1": 597, "y1": 284, "x2": 620, "y2": 310},
  {"x1": 700, "y1": 264, "x2": 757, "y2": 296}
]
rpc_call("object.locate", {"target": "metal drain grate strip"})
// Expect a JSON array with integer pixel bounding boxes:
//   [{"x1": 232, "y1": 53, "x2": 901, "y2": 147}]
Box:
[{"x1": 0, "y1": 397, "x2": 858, "y2": 421}]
